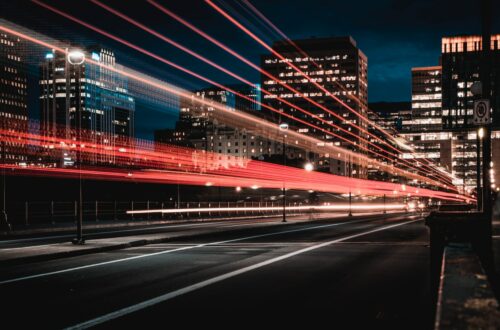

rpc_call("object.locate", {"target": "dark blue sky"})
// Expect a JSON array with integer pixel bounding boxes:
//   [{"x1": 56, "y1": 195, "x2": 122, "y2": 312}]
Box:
[{"x1": 1, "y1": 0, "x2": 498, "y2": 137}]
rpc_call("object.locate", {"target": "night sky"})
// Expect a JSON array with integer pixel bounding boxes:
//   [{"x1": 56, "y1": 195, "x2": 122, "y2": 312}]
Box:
[{"x1": 1, "y1": 0, "x2": 499, "y2": 138}]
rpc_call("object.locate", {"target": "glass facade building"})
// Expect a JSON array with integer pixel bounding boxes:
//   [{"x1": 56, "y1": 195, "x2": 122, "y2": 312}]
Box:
[{"x1": 40, "y1": 47, "x2": 135, "y2": 167}]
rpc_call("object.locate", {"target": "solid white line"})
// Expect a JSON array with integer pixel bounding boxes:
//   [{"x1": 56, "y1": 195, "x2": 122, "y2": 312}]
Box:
[
  {"x1": 0, "y1": 216, "x2": 385, "y2": 285},
  {"x1": 67, "y1": 219, "x2": 419, "y2": 329}
]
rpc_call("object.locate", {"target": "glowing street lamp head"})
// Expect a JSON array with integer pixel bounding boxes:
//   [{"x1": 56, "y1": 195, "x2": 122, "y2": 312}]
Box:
[
  {"x1": 279, "y1": 123, "x2": 289, "y2": 131},
  {"x1": 478, "y1": 127, "x2": 485, "y2": 139},
  {"x1": 304, "y1": 162, "x2": 314, "y2": 172},
  {"x1": 235, "y1": 186, "x2": 242, "y2": 192},
  {"x1": 67, "y1": 50, "x2": 85, "y2": 65}
]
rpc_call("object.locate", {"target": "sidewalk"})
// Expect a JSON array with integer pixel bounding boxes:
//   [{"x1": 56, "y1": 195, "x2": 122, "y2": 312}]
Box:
[
  {"x1": 0, "y1": 218, "x2": 284, "y2": 266},
  {"x1": 0, "y1": 212, "x2": 401, "y2": 266}
]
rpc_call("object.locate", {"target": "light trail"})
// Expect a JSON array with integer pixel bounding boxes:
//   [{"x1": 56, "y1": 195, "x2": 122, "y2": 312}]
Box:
[
  {"x1": 239, "y1": 0, "x2": 447, "y2": 174},
  {"x1": 147, "y1": 0, "x2": 453, "y2": 186},
  {"x1": 0, "y1": 120, "x2": 462, "y2": 201},
  {"x1": 0, "y1": 156, "x2": 471, "y2": 203},
  {"x1": 204, "y1": 0, "x2": 453, "y2": 185},
  {"x1": 30, "y1": 1, "x2": 455, "y2": 188},
  {"x1": 36, "y1": 0, "x2": 410, "y2": 180},
  {"x1": 92, "y1": 0, "x2": 436, "y2": 181},
  {"x1": 0, "y1": 20, "x2": 458, "y2": 191},
  {"x1": 3, "y1": 13, "x2": 452, "y2": 190},
  {"x1": 126, "y1": 204, "x2": 407, "y2": 215}
]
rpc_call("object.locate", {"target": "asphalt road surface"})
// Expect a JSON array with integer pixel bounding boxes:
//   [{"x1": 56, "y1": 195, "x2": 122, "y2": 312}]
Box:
[{"x1": 1, "y1": 213, "x2": 431, "y2": 329}]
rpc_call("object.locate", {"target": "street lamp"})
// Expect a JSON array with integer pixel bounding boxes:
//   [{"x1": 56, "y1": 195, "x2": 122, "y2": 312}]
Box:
[
  {"x1": 69, "y1": 49, "x2": 85, "y2": 245},
  {"x1": 476, "y1": 127, "x2": 484, "y2": 211},
  {"x1": 279, "y1": 122, "x2": 288, "y2": 222},
  {"x1": 67, "y1": 50, "x2": 85, "y2": 65},
  {"x1": 348, "y1": 153, "x2": 353, "y2": 217}
]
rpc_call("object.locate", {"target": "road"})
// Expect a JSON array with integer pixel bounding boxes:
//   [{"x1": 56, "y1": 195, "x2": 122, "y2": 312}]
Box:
[
  {"x1": 0, "y1": 211, "x2": 390, "y2": 248},
  {"x1": 1, "y1": 213, "x2": 432, "y2": 329}
]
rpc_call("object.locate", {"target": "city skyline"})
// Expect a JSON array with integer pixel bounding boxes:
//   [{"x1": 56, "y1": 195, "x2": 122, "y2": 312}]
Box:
[
  {"x1": 1, "y1": 1, "x2": 499, "y2": 327},
  {"x1": 3, "y1": 0, "x2": 498, "y2": 106}
]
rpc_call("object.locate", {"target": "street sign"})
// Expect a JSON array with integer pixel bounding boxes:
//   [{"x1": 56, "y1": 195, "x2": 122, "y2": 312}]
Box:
[{"x1": 473, "y1": 99, "x2": 490, "y2": 125}]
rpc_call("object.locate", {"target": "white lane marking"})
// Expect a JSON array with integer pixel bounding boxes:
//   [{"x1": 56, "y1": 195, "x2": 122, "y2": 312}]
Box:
[
  {"x1": 0, "y1": 216, "x2": 394, "y2": 285},
  {"x1": 67, "y1": 219, "x2": 419, "y2": 329}
]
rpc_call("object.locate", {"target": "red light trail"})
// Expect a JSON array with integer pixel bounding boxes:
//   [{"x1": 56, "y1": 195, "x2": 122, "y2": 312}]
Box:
[
  {"x1": 0, "y1": 118, "x2": 470, "y2": 204},
  {"x1": 90, "y1": 0, "x2": 442, "y2": 181},
  {"x1": 0, "y1": 21, "x2": 460, "y2": 192},
  {"x1": 239, "y1": 0, "x2": 445, "y2": 173},
  {"x1": 0, "y1": 21, "x2": 457, "y2": 191},
  {"x1": 204, "y1": 0, "x2": 453, "y2": 183},
  {"x1": 28, "y1": 0, "x2": 453, "y2": 188},
  {"x1": 0, "y1": 16, "x2": 464, "y2": 196},
  {"x1": 147, "y1": 0, "x2": 453, "y2": 186}
]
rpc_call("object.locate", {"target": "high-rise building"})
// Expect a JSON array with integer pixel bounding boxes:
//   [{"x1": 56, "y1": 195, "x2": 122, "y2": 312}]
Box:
[
  {"x1": 261, "y1": 36, "x2": 368, "y2": 177},
  {"x1": 441, "y1": 35, "x2": 500, "y2": 129},
  {"x1": 400, "y1": 35, "x2": 500, "y2": 193},
  {"x1": 400, "y1": 67, "x2": 451, "y2": 176},
  {"x1": 411, "y1": 66, "x2": 442, "y2": 132},
  {"x1": 40, "y1": 47, "x2": 135, "y2": 166},
  {"x1": 441, "y1": 35, "x2": 500, "y2": 191},
  {"x1": 0, "y1": 31, "x2": 28, "y2": 164}
]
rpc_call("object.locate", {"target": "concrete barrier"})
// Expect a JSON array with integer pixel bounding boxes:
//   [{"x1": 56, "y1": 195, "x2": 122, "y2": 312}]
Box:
[{"x1": 435, "y1": 244, "x2": 500, "y2": 329}]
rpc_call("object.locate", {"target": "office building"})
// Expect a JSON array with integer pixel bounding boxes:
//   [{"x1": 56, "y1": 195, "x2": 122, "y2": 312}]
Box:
[
  {"x1": 400, "y1": 35, "x2": 500, "y2": 192},
  {"x1": 0, "y1": 31, "x2": 28, "y2": 164},
  {"x1": 40, "y1": 47, "x2": 135, "y2": 166},
  {"x1": 261, "y1": 36, "x2": 368, "y2": 177},
  {"x1": 411, "y1": 66, "x2": 443, "y2": 132}
]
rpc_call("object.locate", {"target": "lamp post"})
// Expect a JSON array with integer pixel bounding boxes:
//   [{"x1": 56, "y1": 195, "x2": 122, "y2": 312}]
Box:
[
  {"x1": 0, "y1": 139, "x2": 10, "y2": 232},
  {"x1": 348, "y1": 153, "x2": 352, "y2": 217},
  {"x1": 279, "y1": 122, "x2": 288, "y2": 222},
  {"x1": 383, "y1": 193, "x2": 387, "y2": 214},
  {"x1": 68, "y1": 50, "x2": 85, "y2": 245},
  {"x1": 304, "y1": 162, "x2": 314, "y2": 220},
  {"x1": 477, "y1": 127, "x2": 484, "y2": 211}
]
